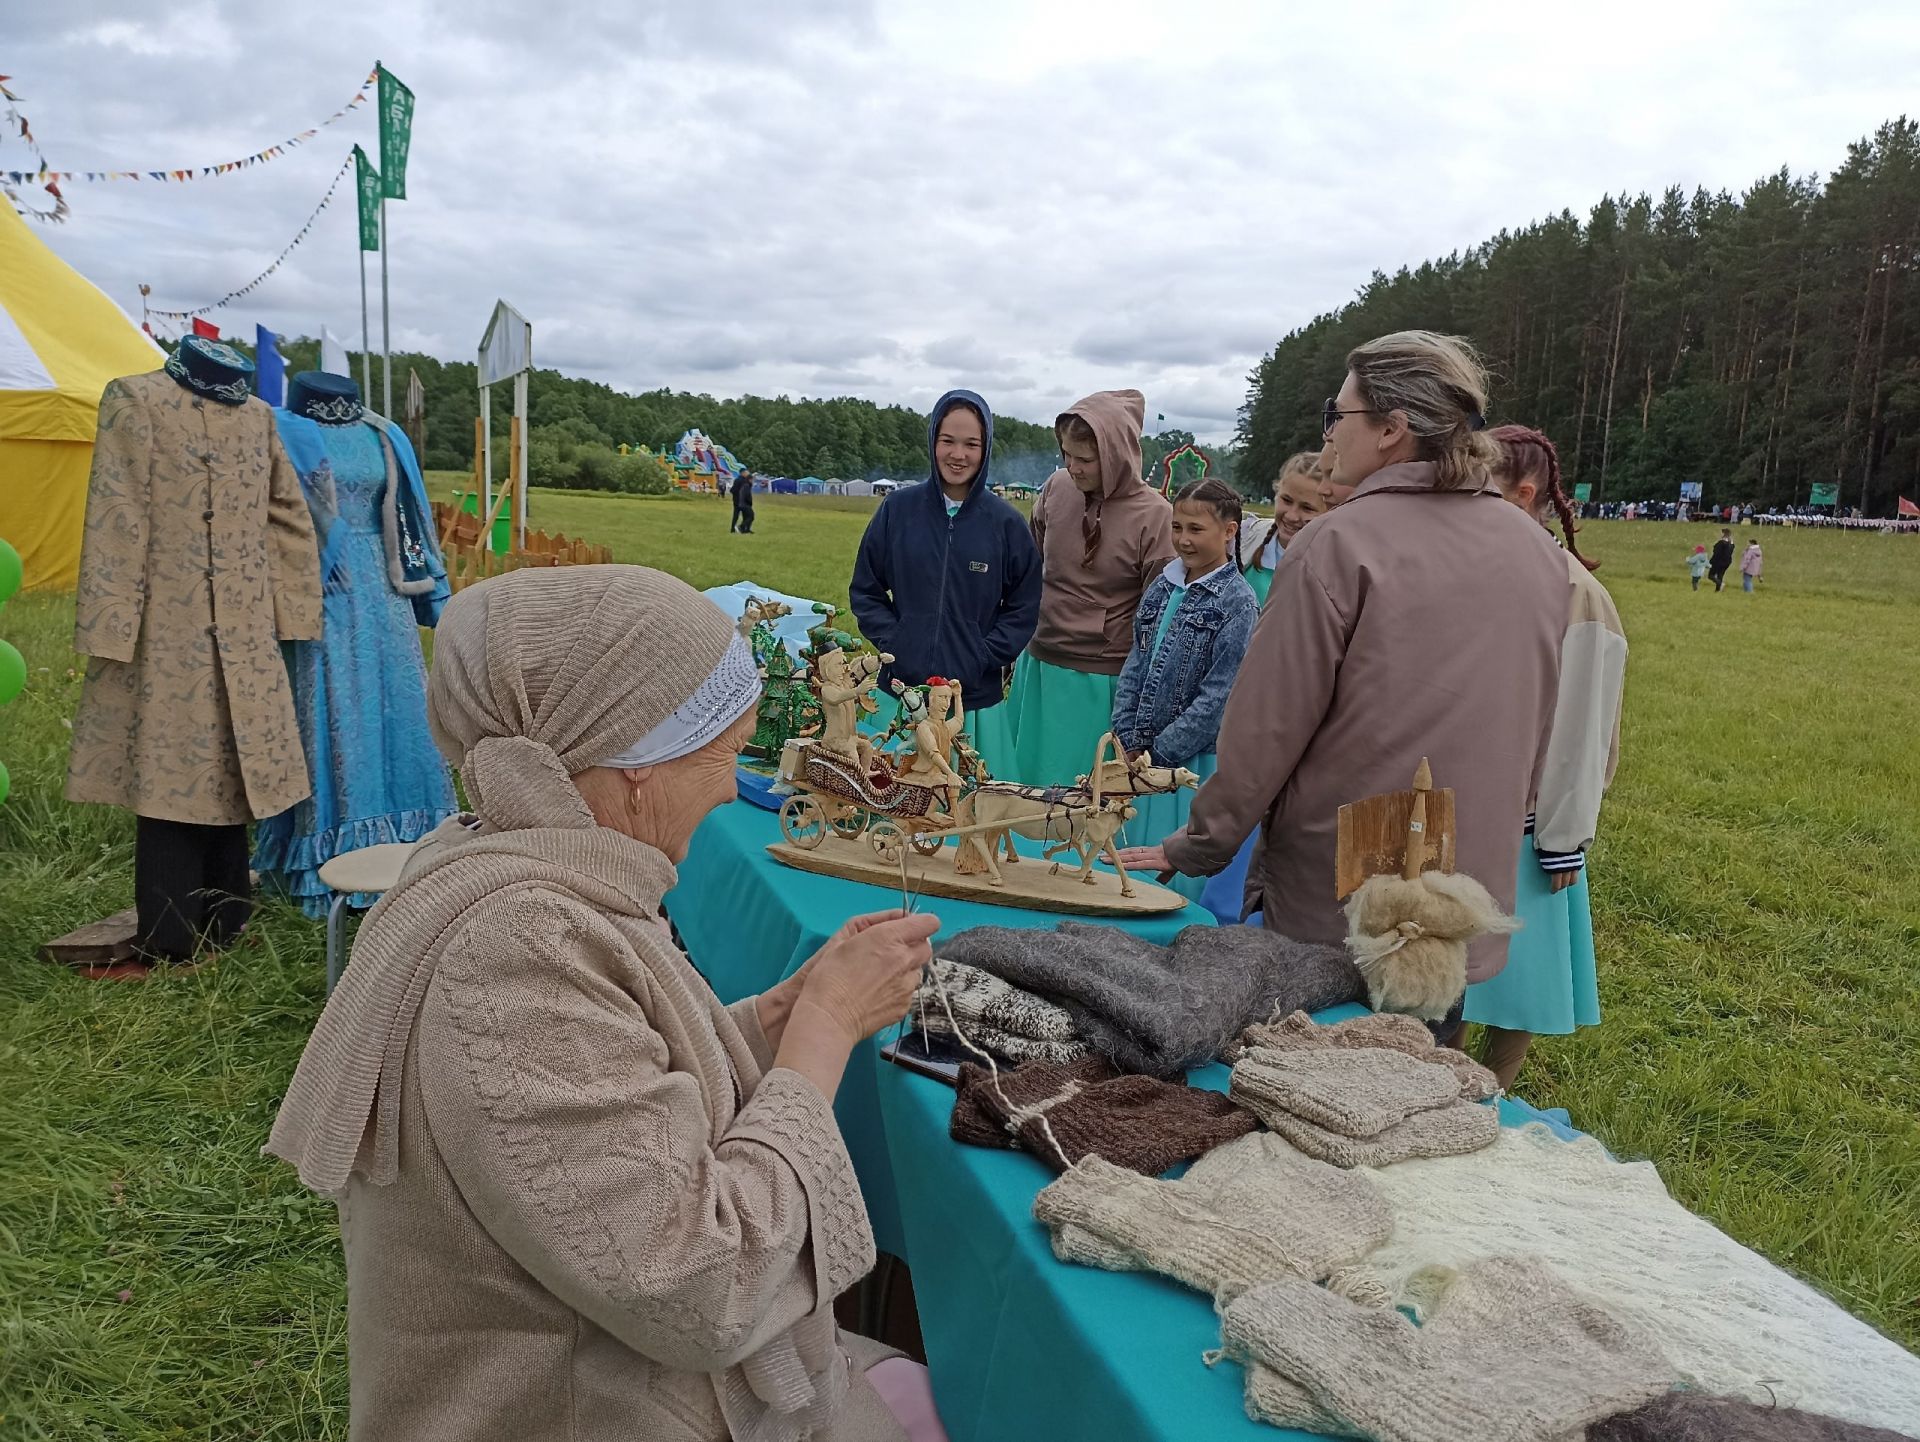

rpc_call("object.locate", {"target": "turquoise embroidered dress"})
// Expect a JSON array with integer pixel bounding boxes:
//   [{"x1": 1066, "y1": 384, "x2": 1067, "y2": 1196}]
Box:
[{"x1": 252, "y1": 416, "x2": 455, "y2": 915}]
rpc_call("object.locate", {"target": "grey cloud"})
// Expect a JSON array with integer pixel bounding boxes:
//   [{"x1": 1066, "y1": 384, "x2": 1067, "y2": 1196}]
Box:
[{"x1": 11, "y1": 3, "x2": 1919, "y2": 443}]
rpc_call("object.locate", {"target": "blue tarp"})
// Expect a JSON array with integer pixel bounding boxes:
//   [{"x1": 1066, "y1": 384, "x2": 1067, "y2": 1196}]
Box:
[{"x1": 700, "y1": 581, "x2": 831, "y2": 663}]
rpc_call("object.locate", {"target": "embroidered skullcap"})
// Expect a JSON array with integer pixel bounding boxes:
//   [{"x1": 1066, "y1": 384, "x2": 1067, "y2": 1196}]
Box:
[{"x1": 427, "y1": 565, "x2": 759, "y2": 830}]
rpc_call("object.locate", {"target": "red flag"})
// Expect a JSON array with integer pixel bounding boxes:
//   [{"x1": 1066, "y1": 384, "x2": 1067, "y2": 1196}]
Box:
[
  {"x1": 1899, "y1": 496, "x2": 1920, "y2": 518},
  {"x1": 191, "y1": 317, "x2": 220, "y2": 340}
]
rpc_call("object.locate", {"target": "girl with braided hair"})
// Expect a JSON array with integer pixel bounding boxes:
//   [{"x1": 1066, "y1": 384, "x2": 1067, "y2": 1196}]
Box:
[{"x1": 1462, "y1": 423, "x2": 1628, "y2": 1087}]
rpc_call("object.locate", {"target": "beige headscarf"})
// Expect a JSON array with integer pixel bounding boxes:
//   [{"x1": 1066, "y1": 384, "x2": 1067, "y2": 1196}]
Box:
[
  {"x1": 267, "y1": 564, "x2": 758, "y2": 1194},
  {"x1": 428, "y1": 563, "x2": 747, "y2": 829}
]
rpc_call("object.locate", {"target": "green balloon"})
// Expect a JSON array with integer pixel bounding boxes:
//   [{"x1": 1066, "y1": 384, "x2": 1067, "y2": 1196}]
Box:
[
  {"x1": 0, "y1": 759, "x2": 9, "y2": 806},
  {"x1": 0, "y1": 538, "x2": 18, "y2": 605},
  {"x1": 0, "y1": 640, "x2": 23, "y2": 705}
]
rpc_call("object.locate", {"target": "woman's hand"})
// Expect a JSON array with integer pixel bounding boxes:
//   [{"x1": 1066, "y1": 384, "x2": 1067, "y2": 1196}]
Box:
[
  {"x1": 756, "y1": 910, "x2": 916, "y2": 1050},
  {"x1": 1115, "y1": 843, "x2": 1178, "y2": 884},
  {"x1": 772, "y1": 911, "x2": 940, "y2": 1102},
  {"x1": 798, "y1": 911, "x2": 941, "y2": 1042},
  {"x1": 1548, "y1": 869, "x2": 1580, "y2": 894}
]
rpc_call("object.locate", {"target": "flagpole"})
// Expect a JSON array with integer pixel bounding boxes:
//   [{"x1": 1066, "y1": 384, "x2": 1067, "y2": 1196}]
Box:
[
  {"x1": 358, "y1": 243, "x2": 372, "y2": 400},
  {"x1": 379, "y1": 194, "x2": 392, "y2": 420}
]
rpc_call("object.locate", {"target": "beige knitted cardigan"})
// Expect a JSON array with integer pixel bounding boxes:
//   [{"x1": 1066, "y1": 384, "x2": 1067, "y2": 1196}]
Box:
[
  {"x1": 267, "y1": 813, "x2": 904, "y2": 1442},
  {"x1": 266, "y1": 566, "x2": 904, "y2": 1442}
]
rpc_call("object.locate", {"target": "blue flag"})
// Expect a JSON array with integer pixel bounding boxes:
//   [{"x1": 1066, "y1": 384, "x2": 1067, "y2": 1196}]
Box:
[{"x1": 255, "y1": 324, "x2": 287, "y2": 407}]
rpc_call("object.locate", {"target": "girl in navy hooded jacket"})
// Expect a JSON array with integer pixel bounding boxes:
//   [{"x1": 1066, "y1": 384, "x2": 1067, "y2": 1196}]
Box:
[{"x1": 850, "y1": 389, "x2": 1040, "y2": 775}]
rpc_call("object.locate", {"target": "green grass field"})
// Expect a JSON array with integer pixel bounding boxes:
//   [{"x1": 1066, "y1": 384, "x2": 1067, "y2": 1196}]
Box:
[{"x1": 2, "y1": 492, "x2": 1917, "y2": 1438}]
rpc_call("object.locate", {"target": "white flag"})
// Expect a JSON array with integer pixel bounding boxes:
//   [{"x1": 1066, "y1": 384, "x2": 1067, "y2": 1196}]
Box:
[{"x1": 320, "y1": 325, "x2": 350, "y2": 377}]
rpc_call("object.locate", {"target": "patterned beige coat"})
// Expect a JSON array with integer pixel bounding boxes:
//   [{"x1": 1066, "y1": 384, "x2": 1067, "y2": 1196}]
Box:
[{"x1": 66, "y1": 372, "x2": 322, "y2": 825}]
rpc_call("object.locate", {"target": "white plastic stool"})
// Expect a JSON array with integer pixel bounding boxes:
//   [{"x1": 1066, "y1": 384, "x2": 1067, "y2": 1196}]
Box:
[{"x1": 317, "y1": 842, "x2": 419, "y2": 992}]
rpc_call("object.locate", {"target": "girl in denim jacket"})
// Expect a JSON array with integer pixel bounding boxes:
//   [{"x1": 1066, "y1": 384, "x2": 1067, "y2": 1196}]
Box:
[{"x1": 1111, "y1": 478, "x2": 1258, "y2": 896}]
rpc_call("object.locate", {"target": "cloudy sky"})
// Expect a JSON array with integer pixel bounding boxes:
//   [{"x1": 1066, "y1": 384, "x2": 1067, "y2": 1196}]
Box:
[{"x1": 11, "y1": 0, "x2": 1920, "y2": 440}]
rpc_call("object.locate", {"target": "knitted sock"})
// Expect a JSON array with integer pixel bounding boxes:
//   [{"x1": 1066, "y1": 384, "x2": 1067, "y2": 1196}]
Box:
[
  {"x1": 1221, "y1": 1256, "x2": 1676, "y2": 1442},
  {"x1": 1227, "y1": 1010, "x2": 1499, "y2": 1101},
  {"x1": 1229, "y1": 1048, "x2": 1463, "y2": 1138},
  {"x1": 1243, "y1": 1094, "x2": 1500, "y2": 1169},
  {"x1": 1032, "y1": 1131, "x2": 1392, "y2": 1300},
  {"x1": 916, "y1": 959, "x2": 1083, "y2": 1045},
  {"x1": 951, "y1": 1059, "x2": 1258, "y2": 1175},
  {"x1": 1236, "y1": 1009, "x2": 1438, "y2": 1059},
  {"x1": 918, "y1": 1013, "x2": 1091, "y2": 1065},
  {"x1": 1588, "y1": 1392, "x2": 1920, "y2": 1442}
]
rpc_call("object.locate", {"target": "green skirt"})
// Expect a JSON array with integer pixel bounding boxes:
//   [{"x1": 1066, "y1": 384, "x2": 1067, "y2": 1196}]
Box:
[
  {"x1": 1002, "y1": 654, "x2": 1121, "y2": 786},
  {"x1": 1246, "y1": 564, "x2": 1275, "y2": 608}
]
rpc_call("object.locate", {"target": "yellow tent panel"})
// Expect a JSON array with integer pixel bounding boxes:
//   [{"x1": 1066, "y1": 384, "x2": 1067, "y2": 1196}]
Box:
[{"x1": 0, "y1": 203, "x2": 163, "y2": 592}]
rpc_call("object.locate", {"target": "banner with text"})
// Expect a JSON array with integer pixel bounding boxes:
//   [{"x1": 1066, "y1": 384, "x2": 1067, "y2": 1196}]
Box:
[
  {"x1": 354, "y1": 146, "x2": 381, "y2": 250},
  {"x1": 378, "y1": 65, "x2": 414, "y2": 199}
]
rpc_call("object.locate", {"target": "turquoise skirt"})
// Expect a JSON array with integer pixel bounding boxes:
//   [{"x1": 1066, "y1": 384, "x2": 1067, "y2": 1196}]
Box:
[
  {"x1": 1462, "y1": 835, "x2": 1601, "y2": 1035},
  {"x1": 1002, "y1": 653, "x2": 1122, "y2": 787},
  {"x1": 1120, "y1": 750, "x2": 1216, "y2": 901}
]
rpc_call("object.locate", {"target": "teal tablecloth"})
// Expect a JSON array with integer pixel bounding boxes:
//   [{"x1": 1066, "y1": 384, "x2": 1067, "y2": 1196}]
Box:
[
  {"x1": 671, "y1": 800, "x2": 1590, "y2": 1442},
  {"x1": 667, "y1": 799, "x2": 1213, "y2": 1259}
]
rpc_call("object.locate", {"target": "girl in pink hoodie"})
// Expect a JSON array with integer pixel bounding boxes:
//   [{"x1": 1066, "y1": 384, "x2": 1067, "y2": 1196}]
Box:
[{"x1": 1002, "y1": 389, "x2": 1175, "y2": 784}]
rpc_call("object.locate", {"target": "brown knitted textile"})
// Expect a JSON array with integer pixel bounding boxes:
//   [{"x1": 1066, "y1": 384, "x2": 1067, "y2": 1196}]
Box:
[
  {"x1": 950, "y1": 1056, "x2": 1256, "y2": 1175},
  {"x1": 1589, "y1": 1394, "x2": 1920, "y2": 1442},
  {"x1": 1222, "y1": 1256, "x2": 1676, "y2": 1442},
  {"x1": 1228, "y1": 1009, "x2": 1499, "y2": 1101}
]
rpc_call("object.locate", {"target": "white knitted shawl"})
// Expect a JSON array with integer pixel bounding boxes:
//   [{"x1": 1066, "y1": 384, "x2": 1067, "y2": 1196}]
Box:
[{"x1": 1358, "y1": 1124, "x2": 1920, "y2": 1434}]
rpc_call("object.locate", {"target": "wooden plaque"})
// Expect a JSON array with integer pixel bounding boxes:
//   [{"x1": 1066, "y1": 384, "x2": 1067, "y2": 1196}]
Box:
[{"x1": 1334, "y1": 787, "x2": 1456, "y2": 900}]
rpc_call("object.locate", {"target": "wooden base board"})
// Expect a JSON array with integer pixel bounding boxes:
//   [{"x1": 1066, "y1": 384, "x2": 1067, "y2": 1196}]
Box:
[
  {"x1": 41, "y1": 907, "x2": 139, "y2": 967},
  {"x1": 767, "y1": 840, "x2": 1187, "y2": 916}
]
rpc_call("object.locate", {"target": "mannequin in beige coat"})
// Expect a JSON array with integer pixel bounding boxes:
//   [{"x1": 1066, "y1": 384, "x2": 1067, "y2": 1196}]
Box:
[{"x1": 268, "y1": 566, "x2": 946, "y2": 1442}]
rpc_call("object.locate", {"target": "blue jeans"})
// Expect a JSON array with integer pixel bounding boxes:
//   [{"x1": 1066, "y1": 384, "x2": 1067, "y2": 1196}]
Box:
[{"x1": 1742, "y1": 573, "x2": 1755, "y2": 592}]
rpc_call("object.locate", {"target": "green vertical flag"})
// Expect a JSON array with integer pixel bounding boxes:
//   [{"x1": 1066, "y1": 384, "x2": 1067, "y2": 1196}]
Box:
[
  {"x1": 1808, "y1": 481, "x2": 1840, "y2": 506},
  {"x1": 1573, "y1": 483, "x2": 1593, "y2": 503},
  {"x1": 353, "y1": 146, "x2": 381, "y2": 251},
  {"x1": 377, "y1": 64, "x2": 415, "y2": 200}
]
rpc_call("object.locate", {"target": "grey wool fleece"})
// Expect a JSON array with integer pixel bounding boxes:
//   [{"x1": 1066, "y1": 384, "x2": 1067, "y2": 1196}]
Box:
[{"x1": 934, "y1": 922, "x2": 1365, "y2": 1077}]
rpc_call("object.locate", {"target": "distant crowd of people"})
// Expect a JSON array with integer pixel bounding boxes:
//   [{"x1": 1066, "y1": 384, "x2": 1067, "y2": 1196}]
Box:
[{"x1": 1590, "y1": 499, "x2": 1919, "y2": 532}]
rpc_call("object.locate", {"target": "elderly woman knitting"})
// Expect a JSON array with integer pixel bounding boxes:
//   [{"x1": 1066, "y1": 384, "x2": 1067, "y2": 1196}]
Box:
[{"x1": 268, "y1": 566, "x2": 944, "y2": 1442}]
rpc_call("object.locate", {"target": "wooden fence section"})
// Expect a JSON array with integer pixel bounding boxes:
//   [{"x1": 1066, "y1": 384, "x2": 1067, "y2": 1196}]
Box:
[{"x1": 432, "y1": 500, "x2": 615, "y2": 593}]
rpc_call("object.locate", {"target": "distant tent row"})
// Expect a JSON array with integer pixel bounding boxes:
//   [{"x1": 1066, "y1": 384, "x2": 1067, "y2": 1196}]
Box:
[{"x1": 0, "y1": 203, "x2": 163, "y2": 591}]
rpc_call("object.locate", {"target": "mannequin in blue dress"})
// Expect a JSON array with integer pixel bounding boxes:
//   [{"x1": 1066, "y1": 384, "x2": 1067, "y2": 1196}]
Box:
[{"x1": 253, "y1": 372, "x2": 456, "y2": 915}]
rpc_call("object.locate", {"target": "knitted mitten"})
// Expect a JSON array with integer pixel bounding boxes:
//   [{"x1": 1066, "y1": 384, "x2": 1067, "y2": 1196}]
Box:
[
  {"x1": 915, "y1": 959, "x2": 1085, "y2": 1047},
  {"x1": 950, "y1": 1055, "x2": 1115, "y2": 1150},
  {"x1": 1032, "y1": 1131, "x2": 1391, "y2": 1299},
  {"x1": 1221, "y1": 1256, "x2": 1676, "y2": 1442},
  {"x1": 952, "y1": 1059, "x2": 1257, "y2": 1174},
  {"x1": 1230, "y1": 1048, "x2": 1462, "y2": 1137},
  {"x1": 1250, "y1": 1097, "x2": 1500, "y2": 1169},
  {"x1": 1239, "y1": 1009, "x2": 1439, "y2": 1059},
  {"x1": 1428, "y1": 1046, "x2": 1500, "y2": 1102},
  {"x1": 1227, "y1": 1011, "x2": 1499, "y2": 1100}
]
